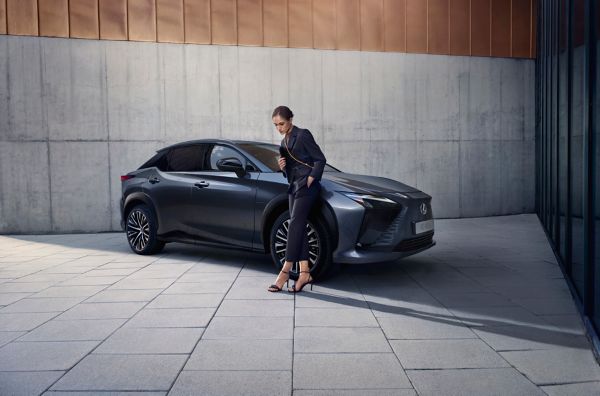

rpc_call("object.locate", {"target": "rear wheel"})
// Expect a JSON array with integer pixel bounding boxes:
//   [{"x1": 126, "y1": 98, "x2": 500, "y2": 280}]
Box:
[
  {"x1": 126, "y1": 204, "x2": 165, "y2": 255},
  {"x1": 269, "y1": 211, "x2": 336, "y2": 280}
]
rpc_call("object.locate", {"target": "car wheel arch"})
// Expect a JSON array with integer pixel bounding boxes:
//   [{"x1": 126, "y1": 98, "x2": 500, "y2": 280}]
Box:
[
  {"x1": 261, "y1": 196, "x2": 338, "y2": 254},
  {"x1": 124, "y1": 193, "x2": 160, "y2": 231}
]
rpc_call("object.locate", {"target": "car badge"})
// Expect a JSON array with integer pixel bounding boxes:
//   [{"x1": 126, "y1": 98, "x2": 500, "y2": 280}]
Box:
[{"x1": 420, "y1": 203, "x2": 427, "y2": 215}]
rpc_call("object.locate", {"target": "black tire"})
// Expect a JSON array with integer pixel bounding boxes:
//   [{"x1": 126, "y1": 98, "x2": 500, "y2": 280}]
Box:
[
  {"x1": 125, "y1": 204, "x2": 165, "y2": 255},
  {"x1": 269, "y1": 210, "x2": 336, "y2": 281}
]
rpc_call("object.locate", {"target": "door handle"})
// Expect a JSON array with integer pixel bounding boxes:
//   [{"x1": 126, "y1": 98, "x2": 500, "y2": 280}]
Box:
[
  {"x1": 149, "y1": 177, "x2": 160, "y2": 184},
  {"x1": 194, "y1": 181, "x2": 210, "y2": 188}
]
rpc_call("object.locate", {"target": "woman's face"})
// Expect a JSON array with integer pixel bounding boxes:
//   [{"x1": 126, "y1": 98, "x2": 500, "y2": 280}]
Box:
[{"x1": 273, "y1": 115, "x2": 293, "y2": 135}]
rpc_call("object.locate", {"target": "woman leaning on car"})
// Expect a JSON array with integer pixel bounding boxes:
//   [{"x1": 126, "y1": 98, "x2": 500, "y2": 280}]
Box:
[{"x1": 267, "y1": 106, "x2": 327, "y2": 293}]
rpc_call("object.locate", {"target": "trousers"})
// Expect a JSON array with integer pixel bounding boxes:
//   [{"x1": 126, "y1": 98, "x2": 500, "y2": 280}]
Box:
[{"x1": 285, "y1": 181, "x2": 320, "y2": 262}]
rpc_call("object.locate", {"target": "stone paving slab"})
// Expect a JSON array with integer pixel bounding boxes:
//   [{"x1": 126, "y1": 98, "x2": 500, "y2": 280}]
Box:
[
  {"x1": 541, "y1": 382, "x2": 600, "y2": 395},
  {"x1": 145, "y1": 293, "x2": 224, "y2": 308},
  {"x1": 94, "y1": 327, "x2": 204, "y2": 354},
  {"x1": 0, "y1": 371, "x2": 65, "y2": 396},
  {"x1": 500, "y1": 348, "x2": 600, "y2": 385},
  {"x1": 294, "y1": 353, "x2": 412, "y2": 389},
  {"x1": 124, "y1": 308, "x2": 216, "y2": 328},
  {"x1": 390, "y1": 339, "x2": 510, "y2": 369},
  {"x1": 50, "y1": 354, "x2": 187, "y2": 391},
  {"x1": 293, "y1": 391, "x2": 417, "y2": 396},
  {"x1": 18, "y1": 318, "x2": 126, "y2": 342},
  {"x1": 170, "y1": 370, "x2": 292, "y2": 396},
  {"x1": 186, "y1": 339, "x2": 293, "y2": 370},
  {"x1": 0, "y1": 340, "x2": 99, "y2": 371},
  {"x1": 0, "y1": 297, "x2": 84, "y2": 313},
  {"x1": 0, "y1": 312, "x2": 60, "y2": 331},
  {"x1": 295, "y1": 307, "x2": 379, "y2": 327},
  {"x1": 55, "y1": 302, "x2": 145, "y2": 320},
  {"x1": 406, "y1": 368, "x2": 546, "y2": 396},
  {"x1": 202, "y1": 316, "x2": 294, "y2": 339},
  {"x1": 86, "y1": 288, "x2": 163, "y2": 303},
  {"x1": 295, "y1": 327, "x2": 391, "y2": 353}
]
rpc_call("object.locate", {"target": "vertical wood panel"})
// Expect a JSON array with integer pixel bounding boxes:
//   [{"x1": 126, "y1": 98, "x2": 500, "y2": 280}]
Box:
[
  {"x1": 70, "y1": 0, "x2": 100, "y2": 39},
  {"x1": 491, "y1": 0, "x2": 510, "y2": 57},
  {"x1": 157, "y1": 0, "x2": 184, "y2": 43},
  {"x1": 0, "y1": 0, "x2": 6, "y2": 34},
  {"x1": 313, "y1": 0, "x2": 335, "y2": 49},
  {"x1": 384, "y1": 0, "x2": 405, "y2": 52},
  {"x1": 289, "y1": 0, "x2": 312, "y2": 48},
  {"x1": 406, "y1": 0, "x2": 427, "y2": 53},
  {"x1": 361, "y1": 0, "x2": 384, "y2": 51},
  {"x1": 263, "y1": 0, "x2": 287, "y2": 47},
  {"x1": 449, "y1": 0, "x2": 469, "y2": 55},
  {"x1": 129, "y1": 0, "x2": 156, "y2": 41},
  {"x1": 7, "y1": 0, "x2": 38, "y2": 36},
  {"x1": 337, "y1": 0, "x2": 360, "y2": 50},
  {"x1": 238, "y1": 0, "x2": 262, "y2": 46},
  {"x1": 531, "y1": 0, "x2": 536, "y2": 57},
  {"x1": 471, "y1": 0, "x2": 490, "y2": 56},
  {"x1": 39, "y1": 0, "x2": 69, "y2": 37},
  {"x1": 511, "y1": 0, "x2": 530, "y2": 58},
  {"x1": 185, "y1": 0, "x2": 211, "y2": 44},
  {"x1": 428, "y1": 0, "x2": 449, "y2": 54},
  {"x1": 211, "y1": 0, "x2": 237, "y2": 44},
  {"x1": 99, "y1": 0, "x2": 127, "y2": 40}
]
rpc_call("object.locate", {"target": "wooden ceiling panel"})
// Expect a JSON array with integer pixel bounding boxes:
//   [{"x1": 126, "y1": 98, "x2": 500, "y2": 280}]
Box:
[
  {"x1": 157, "y1": 0, "x2": 184, "y2": 43},
  {"x1": 70, "y1": 0, "x2": 100, "y2": 39},
  {"x1": 384, "y1": 0, "x2": 405, "y2": 52},
  {"x1": 450, "y1": 0, "x2": 469, "y2": 55},
  {"x1": 39, "y1": 0, "x2": 69, "y2": 38},
  {"x1": 337, "y1": 0, "x2": 360, "y2": 50},
  {"x1": 99, "y1": 0, "x2": 127, "y2": 40},
  {"x1": 313, "y1": 0, "x2": 335, "y2": 49},
  {"x1": 185, "y1": 0, "x2": 211, "y2": 44},
  {"x1": 361, "y1": 0, "x2": 384, "y2": 51},
  {"x1": 238, "y1": 0, "x2": 262, "y2": 46},
  {"x1": 263, "y1": 0, "x2": 288, "y2": 47}
]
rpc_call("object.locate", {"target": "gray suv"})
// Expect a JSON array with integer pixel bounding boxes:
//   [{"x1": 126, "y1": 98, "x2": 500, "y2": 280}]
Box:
[{"x1": 120, "y1": 140, "x2": 435, "y2": 279}]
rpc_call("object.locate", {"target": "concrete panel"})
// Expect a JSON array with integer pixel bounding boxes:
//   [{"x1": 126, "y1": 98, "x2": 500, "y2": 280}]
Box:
[
  {"x1": 289, "y1": 48, "x2": 323, "y2": 142},
  {"x1": 0, "y1": 142, "x2": 51, "y2": 232},
  {"x1": 413, "y1": 55, "x2": 463, "y2": 141},
  {"x1": 3, "y1": 37, "x2": 44, "y2": 141},
  {"x1": 49, "y1": 142, "x2": 111, "y2": 232},
  {"x1": 236, "y1": 46, "x2": 272, "y2": 141},
  {"x1": 43, "y1": 39, "x2": 107, "y2": 141},
  {"x1": 106, "y1": 41, "x2": 162, "y2": 141},
  {"x1": 218, "y1": 46, "x2": 240, "y2": 139},
  {"x1": 322, "y1": 50, "x2": 363, "y2": 143},
  {"x1": 417, "y1": 141, "x2": 460, "y2": 218},
  {"x1": 269, "y1": 47, "x2": 290, "y2": 141},
  {"x1": 460, "y1": 141, "x2": 530, "y2": 217},
  {"x1": 368, "y1": 140, "x2": 418, "y2": 189}
]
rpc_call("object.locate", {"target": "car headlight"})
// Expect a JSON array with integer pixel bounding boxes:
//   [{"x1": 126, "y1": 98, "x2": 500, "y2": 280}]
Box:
[{"x1": 340, "y1": 192, "x2": 398, "y2": 208}]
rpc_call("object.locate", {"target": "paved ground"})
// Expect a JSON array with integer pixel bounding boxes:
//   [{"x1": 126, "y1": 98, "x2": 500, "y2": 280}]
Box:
[{"x1": 0, "y1": 214, "x2": 599, "y2": 395}]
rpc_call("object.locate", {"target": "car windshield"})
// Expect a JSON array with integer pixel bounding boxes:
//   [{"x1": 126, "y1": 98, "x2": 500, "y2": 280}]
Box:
[{"x1": 238, "y1": 143, "x2": 340, "y2": 173}]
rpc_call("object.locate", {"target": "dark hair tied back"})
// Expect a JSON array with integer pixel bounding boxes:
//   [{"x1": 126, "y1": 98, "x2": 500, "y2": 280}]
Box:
[{"x1": 272, "y1": 106, "x2": 294, "y2": 120}]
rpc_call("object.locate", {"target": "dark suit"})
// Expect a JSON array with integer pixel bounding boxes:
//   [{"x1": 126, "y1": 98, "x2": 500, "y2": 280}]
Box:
[{"x1": 280, "y1": 126, "x2": 326, "y2": 262}]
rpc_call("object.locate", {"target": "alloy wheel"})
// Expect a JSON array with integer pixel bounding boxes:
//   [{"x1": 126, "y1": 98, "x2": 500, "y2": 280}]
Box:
[
  {"x1": 127, "y1": 210, "x2": 150, "y2": 252},
  {"x1": 274, "y1": 219, "x2": 321, "y2": 275}
]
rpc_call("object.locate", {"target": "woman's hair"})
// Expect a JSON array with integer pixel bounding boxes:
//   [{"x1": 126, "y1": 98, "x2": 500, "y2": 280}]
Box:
[{"x1": 272, "y1": 105, "x2": 294, "y2": 120}]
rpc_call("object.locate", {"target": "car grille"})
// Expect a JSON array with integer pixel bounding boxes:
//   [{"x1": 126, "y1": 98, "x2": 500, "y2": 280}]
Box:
[{"x1": 394, "y1": 231, "x2": 434, "y2": 252}]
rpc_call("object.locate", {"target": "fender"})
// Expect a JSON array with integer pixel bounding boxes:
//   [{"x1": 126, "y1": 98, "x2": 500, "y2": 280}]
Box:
[{"x1": 122, "y1": 192, "x2": 159, "y2": 231}]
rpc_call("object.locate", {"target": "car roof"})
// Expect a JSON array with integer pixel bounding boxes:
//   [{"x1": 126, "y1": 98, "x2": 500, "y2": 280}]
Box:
[{"x1": 158, "y1": 139, "x2": 277, "y2": 152}]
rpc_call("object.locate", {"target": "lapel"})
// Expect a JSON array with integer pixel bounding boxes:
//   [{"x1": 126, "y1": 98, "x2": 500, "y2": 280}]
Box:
[{"x1": 286, "y1": 126, "x2": 299, "y2": 152}]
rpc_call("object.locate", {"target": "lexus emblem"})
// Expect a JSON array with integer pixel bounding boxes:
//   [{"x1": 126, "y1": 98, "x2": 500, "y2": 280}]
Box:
[{"x1": 420, "y1": 203, "x2": 427, "y2": 215}]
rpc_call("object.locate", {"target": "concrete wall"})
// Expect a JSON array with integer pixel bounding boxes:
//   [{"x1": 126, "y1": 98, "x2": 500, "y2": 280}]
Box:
[{"x1": 0, "y1": 35, "x2": 535, "y2": 234}]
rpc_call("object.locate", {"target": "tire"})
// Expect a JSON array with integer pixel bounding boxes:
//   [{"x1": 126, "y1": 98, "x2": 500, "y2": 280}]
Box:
[
  {"x1": 125, "y1": 204, "x2": 165, "y2": 255},
  {"x1": 269, "y1": 210, "x2": 336, "y2": 280}
]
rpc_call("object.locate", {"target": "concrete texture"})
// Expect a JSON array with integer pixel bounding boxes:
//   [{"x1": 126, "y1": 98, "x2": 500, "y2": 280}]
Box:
[
  {"x1": 0, "y1": 214, "x2": 597, "y2": 395},
  {"x1": 0, "y1": 35, "x2": 535, "y2": 233}
]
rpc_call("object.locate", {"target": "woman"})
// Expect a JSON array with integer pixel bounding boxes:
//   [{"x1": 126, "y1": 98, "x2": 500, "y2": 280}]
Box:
[{"x1": 268, "y1": 106, "x2": 327, "y2": 293}]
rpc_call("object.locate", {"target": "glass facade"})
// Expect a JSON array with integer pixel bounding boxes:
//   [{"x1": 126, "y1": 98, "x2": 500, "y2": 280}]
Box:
[{"x1": 536, "y1": 0, "x2": 600, "y2": 349}]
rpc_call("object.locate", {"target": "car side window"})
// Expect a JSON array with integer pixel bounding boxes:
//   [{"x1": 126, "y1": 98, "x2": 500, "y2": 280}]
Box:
[
  {"x1": 208, "y1": 145, "x2": 255, "y2": 171},
  {"x1": 166, "y1": 145, "x2": 210, "y2": 172}
]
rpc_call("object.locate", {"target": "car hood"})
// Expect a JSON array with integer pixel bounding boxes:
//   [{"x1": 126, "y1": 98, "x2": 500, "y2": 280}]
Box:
[{"x1": 322, "y1": 172, "x2": 421, "y2": 194}]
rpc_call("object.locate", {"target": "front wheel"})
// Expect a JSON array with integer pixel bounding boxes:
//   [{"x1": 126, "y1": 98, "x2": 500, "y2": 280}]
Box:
[
  {"x1": 125, "y1": 204, "x2": 165, "y2": 255},
  {"x1": 269, "y1": 211, "x2": 336, "y2": 280}
]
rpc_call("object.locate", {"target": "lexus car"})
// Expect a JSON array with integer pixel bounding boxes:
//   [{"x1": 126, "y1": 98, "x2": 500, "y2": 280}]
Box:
[{"x1": 120, "y1": 140, "x2": 435, "y2": 279}]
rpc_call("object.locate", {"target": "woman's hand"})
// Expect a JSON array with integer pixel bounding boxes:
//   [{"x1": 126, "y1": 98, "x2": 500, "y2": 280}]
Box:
[
  {"x1": 278, "y1": 157, "x2": 286, "y2": 171},
  {"x1": 307, "y1": 176, "x2": 314, "y2": 187}
]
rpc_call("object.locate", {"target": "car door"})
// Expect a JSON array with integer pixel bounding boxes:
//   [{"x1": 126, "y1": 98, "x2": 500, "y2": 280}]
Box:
[
  {"x1": 145, "y1": 146, "x2": 204, "y2": 237},
  {"x1": 189, "y1": 144, "x2": 258, "y2": 248}
]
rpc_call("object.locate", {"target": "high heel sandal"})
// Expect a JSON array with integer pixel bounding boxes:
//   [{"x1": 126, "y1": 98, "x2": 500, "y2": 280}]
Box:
[
  {"x1": 288, "y1": 270, "x2": 313, "y2": 293},
  {"x1": 267, "y1": 269, "x2": 290, "y2": 292}
]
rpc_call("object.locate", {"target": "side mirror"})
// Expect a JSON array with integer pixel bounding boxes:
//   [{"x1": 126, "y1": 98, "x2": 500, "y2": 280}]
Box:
[{"x1": 216, "y1": 157, "x2": 246, "y2": 177}]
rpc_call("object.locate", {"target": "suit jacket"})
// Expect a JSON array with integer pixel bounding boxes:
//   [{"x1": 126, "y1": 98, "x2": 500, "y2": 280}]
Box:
[{"x1": 280, "y1": 126, "x2": 327, "y2": 194}]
